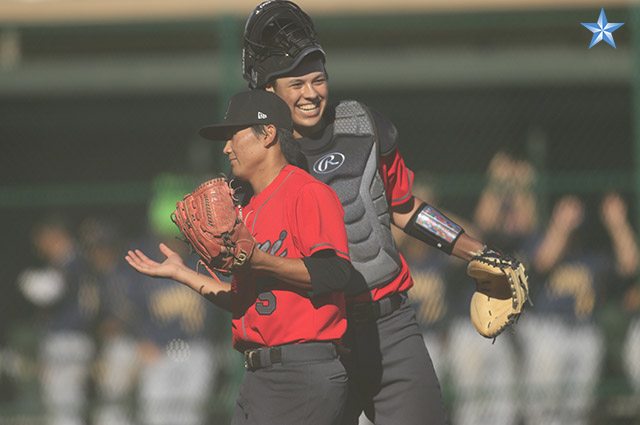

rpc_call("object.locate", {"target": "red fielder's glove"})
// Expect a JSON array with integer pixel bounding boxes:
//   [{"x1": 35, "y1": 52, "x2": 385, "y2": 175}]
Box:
[{"x1": 172, "y1": 178, "x2": 256, "y2": 275}]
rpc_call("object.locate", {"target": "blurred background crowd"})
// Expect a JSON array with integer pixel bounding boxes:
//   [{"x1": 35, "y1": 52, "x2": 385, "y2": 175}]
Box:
[{"x1": 2, "y1": 0, "x2": 640, "y2": 424}]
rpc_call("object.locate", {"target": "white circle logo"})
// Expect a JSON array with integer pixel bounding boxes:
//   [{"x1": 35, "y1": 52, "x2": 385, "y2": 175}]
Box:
[{"x1": 313, "y1": 153, "x2": 345, "y2": 174}]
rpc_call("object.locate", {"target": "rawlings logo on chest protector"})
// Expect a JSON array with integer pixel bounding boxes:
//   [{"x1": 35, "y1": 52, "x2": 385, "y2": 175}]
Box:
[{"x1": 313, "y1": 152, "x2": 345, "y2": 174}]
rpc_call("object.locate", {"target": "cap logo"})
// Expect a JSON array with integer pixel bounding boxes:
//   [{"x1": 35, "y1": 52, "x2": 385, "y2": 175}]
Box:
[{"x1": 258, "y1": 112, "x2": 268, "y2": 120}]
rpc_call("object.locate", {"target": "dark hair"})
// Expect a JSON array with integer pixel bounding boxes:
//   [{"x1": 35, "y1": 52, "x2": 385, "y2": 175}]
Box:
[
  {"x1": 250, "y1": 124, "x2": 269, "y2": 138},
  {"x1": 269, "y1": 65, "x2": 329, "y2": 89},
  {"x1": 250, "y1": 124, "x2": 307, "y2": 170},
  {"x1": 279, "y1": 128, "x2": 308, "y2": 171},
  {"x1": 31, "y1": 213, "x2": 72, "y2": 239}
]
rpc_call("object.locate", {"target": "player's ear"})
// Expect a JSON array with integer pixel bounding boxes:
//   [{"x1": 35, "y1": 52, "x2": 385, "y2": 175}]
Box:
[
  {"x1": 264, "y1": 83, "x2": 276, "y2": 93},
  {"x1": 262, "y1": 124, "x2": 277, "y2": 148}
]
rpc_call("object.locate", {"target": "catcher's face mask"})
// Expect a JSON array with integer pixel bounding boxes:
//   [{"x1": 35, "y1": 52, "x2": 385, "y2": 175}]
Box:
[{"x1": 242, "y1": 0, "x2": 326, "y2": 89}]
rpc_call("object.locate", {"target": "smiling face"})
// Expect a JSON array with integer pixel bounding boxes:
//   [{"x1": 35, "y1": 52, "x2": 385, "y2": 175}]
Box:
[{"x1": 267, "y1": 71, "x2": 328, "y2": 138}]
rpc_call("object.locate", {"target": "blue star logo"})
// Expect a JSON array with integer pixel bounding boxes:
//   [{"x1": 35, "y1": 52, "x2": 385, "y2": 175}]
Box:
[{"x1": 581, "y1": 8, "x2": 624, "y2": 48}]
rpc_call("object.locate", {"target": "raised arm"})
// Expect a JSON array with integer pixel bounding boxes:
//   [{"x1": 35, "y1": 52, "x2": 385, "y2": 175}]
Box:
[
  {"x1": 533, "y1": 196, "x2": 584, "y2": 273},
  {"x1": 601, "y1": 193, "x2": 639, "y2": 277}
]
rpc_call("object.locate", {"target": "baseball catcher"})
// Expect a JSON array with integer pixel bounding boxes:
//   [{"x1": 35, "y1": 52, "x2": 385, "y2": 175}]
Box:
[
  {"x1": 171, "y1": 177, "x2": 256, "y2": 281},
  {"x1": 467, "y1": 247, "x2": 530, "y2": 339},
  {"x1": 239, "y1": 2, "x2": 534, "y2": 424}
]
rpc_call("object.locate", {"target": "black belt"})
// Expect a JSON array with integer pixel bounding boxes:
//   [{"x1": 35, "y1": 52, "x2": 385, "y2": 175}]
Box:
[
  {"x1": 347, "y1": 291, "x2": 407, "y2": 323},
  {"x1": 243, "y1": 342, "x2": 338, "y2": 371}
]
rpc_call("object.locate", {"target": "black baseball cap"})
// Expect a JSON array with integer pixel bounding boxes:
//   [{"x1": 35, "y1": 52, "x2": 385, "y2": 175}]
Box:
[{"x1": 199, "y1": 90, "x2": 293, "y2": 141}]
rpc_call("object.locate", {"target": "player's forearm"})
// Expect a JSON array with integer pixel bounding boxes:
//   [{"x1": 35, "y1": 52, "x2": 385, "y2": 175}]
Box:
[
  {"x1": 533, "y1": 223, "x2": 572, "y2": 273},
  {"x1": 395, "y1": 196, "x2": 483, "y2": 260},
  {"x1": 249, "y1": 248, "x2": 313, "y2": 291},
  {"x1": 606, "y1": 221, "x2": 640, "y2": 276},
  {"x1": 474, "y1": 191, "x2": 502, "y2": 232},
  {"x1": 173, "y1": 266, "x2": 233, "y2": 311},
  {"x1": 451, "y1": 233, "x2": 485, "y2": 262}
]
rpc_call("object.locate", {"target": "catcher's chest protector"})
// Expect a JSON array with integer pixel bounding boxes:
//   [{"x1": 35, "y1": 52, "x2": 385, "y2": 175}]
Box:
[{"x1": 305, "y1": 101, "x2": 402, "y2": 289}]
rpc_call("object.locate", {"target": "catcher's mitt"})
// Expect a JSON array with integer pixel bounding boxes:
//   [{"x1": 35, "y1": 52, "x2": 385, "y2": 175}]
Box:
[
  {"x1": 172, "y1": 178, "x2": 255, "y2": 277},
  {"x1": 466, "y1": 247, "x2": 530, "y2": 339}
]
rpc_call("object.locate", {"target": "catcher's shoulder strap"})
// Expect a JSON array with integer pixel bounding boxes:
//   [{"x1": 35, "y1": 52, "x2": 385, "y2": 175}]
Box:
[
  {"x1": 366, "y1": 107, "x2": 400, "y2": 156},
  {"x1": 305, "y1": 100, "x2": 402, "y2": 290}
]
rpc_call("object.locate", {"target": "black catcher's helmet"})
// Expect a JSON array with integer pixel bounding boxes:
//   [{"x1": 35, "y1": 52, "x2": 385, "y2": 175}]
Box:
[{"x1": 242, "y1": 0, "x2": 325, "y2": 89}]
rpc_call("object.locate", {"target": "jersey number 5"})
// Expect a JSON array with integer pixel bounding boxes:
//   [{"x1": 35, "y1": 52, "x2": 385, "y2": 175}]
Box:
[{"x1": 255, "y1": 291, "x2": 276, "y2": 315}]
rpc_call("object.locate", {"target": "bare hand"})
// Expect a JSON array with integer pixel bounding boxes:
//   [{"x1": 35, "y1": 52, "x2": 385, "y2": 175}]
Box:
[
  {"x1": 552, "y1": 196, "x2": 584, "y2": 231},
  {"x1": 512, "y1": 160, "x2": 535, "y2": 187},
  {"x1": 601, "y1": 193, "x2": 627, "y2": 229},
  {"x1": 125, "y1": 243, "x2": 185, "y2": 280},
  {"x1": 487, "y1": 152, "x2": 513, "y2": 182}
]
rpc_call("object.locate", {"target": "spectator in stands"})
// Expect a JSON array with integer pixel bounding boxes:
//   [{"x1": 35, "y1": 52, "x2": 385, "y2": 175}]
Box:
[
  {"x1": 17, "y1": 215, "x2": 99, "y2": 425},
  {"x1": 79, "y1": 217, "x2": 139, "y2": 425},
  {"x1": 599, "y1": 194, "x2": 640, "y2": 398},
  {"x1": 518, "y1": 195, "x2": 607, "y2": 425}
]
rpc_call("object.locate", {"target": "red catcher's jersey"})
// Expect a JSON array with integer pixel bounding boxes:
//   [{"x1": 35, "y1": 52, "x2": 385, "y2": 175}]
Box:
[
  {"x1": 231, "y1": 165, "x2": 349, "y2": 350},
  {"x1": 351, "y1": 148, "x2": 415, "y2": 303}
]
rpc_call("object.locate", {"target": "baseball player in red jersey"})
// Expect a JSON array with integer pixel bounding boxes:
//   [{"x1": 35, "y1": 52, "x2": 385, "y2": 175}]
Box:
[
  {"x1": 240, "y1": 2, "x2": 505, "y2": 424},
  {"x1": 126, "y1": 90, "x2": 354, "y2": 425}
]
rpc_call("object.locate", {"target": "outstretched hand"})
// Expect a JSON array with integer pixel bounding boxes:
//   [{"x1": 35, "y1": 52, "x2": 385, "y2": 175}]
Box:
[{"x1": 125, "y1": 243, "x2": 185, "y2": 280}]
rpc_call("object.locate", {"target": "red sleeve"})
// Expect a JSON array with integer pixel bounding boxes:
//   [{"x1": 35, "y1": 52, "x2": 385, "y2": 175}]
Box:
[
  {"x1": 379, "y1": 148, "x2": 414, "y2": 207},
  {"x1": 292, "y1": 182, "x2": 350, "y2": 260}
]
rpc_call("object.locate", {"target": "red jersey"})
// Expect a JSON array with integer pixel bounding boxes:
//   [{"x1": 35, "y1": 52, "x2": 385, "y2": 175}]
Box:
[
  {"x1": 351, "y1": 147, "x2": 415, "y2": 303},
  {"x1": 231, "y1": 165, "x2": 349, "y2": 350}
]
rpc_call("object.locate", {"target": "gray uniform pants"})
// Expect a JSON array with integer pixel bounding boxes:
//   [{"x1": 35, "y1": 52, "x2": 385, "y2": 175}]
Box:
[
  {"x1": 341, "y1": 303, "x2": 446, "y2": 425},
  {"x1": 232, "y1": 342, "x2": 348, "y2": 425}
]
